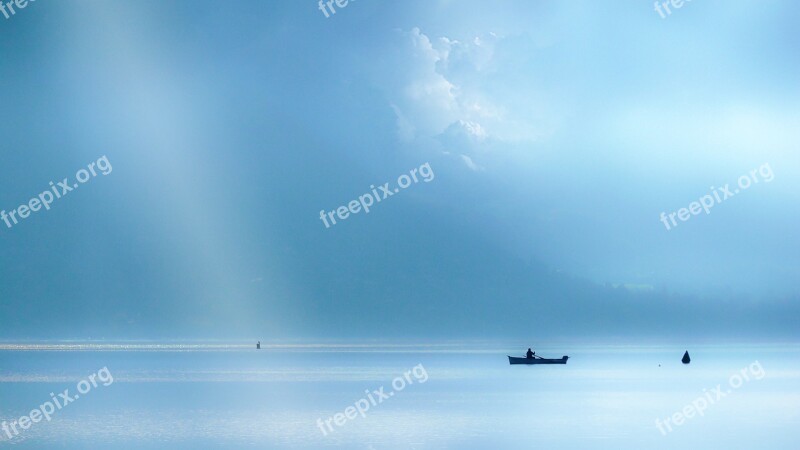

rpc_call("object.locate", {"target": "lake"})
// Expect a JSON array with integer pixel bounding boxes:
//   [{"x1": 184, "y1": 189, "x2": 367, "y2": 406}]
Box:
[{"x1": 1, "y1": 342, "x2": 798, "y2": 449}]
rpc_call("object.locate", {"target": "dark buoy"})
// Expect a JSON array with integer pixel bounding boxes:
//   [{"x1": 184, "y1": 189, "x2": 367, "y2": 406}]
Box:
[
  {"x1": 256, "y1": 341, "x2": 261, "y2": 350},
  {"x1": 682, "y1": 350, "x2": 691, "y2": 364}
]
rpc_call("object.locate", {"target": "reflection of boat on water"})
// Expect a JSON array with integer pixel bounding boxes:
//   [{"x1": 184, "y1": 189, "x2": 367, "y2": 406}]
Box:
[{"x1": 508, "y1": 355, "x2": 569, "y2": 365}]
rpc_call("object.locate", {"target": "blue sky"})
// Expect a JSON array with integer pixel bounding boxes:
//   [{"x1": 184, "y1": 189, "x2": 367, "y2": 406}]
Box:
[{"x1": 1, "y1": 0, "x2": 798, "y2": 339}]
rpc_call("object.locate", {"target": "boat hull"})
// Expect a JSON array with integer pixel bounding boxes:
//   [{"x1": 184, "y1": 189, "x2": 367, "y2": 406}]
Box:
[{"x1": 508, "y1": 356, "x2": 569, "y2": 365}]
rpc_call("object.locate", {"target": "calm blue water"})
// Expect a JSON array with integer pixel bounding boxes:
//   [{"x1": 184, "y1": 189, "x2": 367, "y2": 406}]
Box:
[{"x1": 1, "y1": 342, "x2": 798, "y2": 449}]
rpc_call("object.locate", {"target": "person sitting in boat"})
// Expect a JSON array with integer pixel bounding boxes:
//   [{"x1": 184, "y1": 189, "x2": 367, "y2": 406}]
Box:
[{"x1": 526, "y1": 348, "x2": 535, "y2": 359}]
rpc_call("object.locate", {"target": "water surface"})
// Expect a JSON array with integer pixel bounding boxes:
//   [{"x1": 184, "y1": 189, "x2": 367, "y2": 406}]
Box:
[{"x1": 1, "y1": 342, "x2": 797, "y2": 449}]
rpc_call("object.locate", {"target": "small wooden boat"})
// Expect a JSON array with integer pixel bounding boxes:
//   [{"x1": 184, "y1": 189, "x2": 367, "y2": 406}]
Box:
[{"x1": 508, "y1": 355, "x2": 569, "y2": 365}]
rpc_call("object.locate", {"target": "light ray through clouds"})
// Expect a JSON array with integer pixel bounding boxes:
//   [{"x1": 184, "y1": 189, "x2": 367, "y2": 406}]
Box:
[{"x1": 65, "y1": 2, "x2": 288, "y2": 333}]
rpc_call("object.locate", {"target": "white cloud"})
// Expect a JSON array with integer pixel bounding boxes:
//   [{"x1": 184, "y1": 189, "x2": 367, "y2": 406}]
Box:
[
  {"x1": 382, "y1": 28, "x2": 501, "y2": 141},
  {"x1": 386, "y1": 27, "x2": 461, "y2": 138},
  {"x1": 379, "y1": 27, "x2": 558, "y2": 173},
  {"x1": 439, "y1": 119, "x2": 487, "y2": 144},
  {"x1": 460, "y1": 154, "x2": 484, "y2": 172}
]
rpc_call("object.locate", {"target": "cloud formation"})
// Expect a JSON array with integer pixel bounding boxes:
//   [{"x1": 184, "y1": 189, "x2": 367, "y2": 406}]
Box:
[{"x1": 382, "y1": 28, "x2": 515, "y2": 170}]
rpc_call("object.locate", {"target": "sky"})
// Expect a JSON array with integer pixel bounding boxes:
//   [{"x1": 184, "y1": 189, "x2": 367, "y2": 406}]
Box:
[{"x1": 0, "y1": 0, "x2": 798, "y2": 339}]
